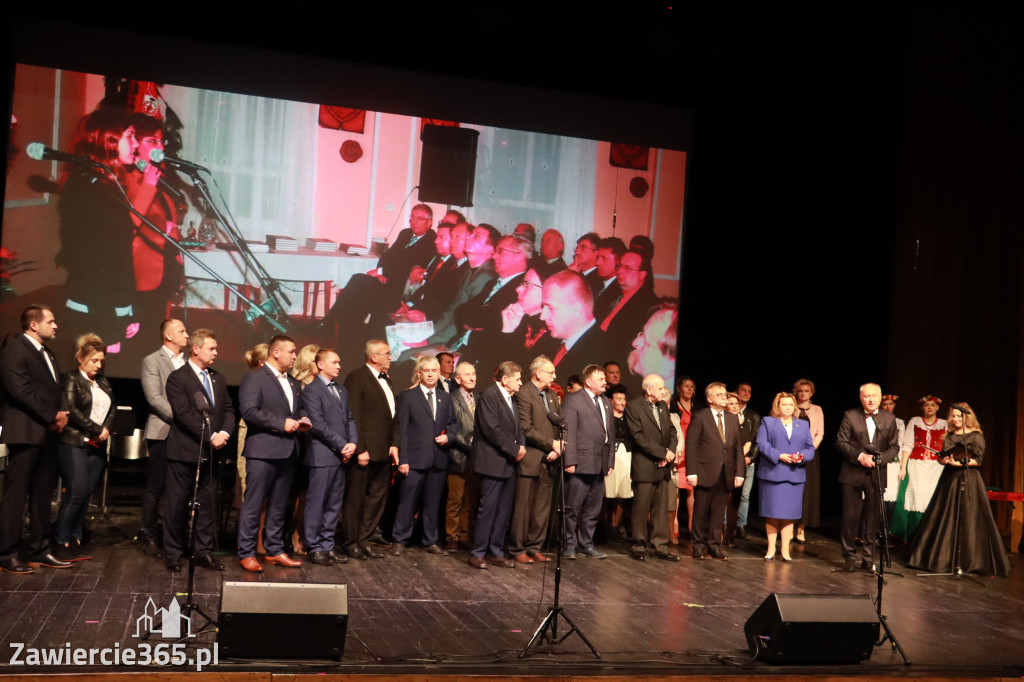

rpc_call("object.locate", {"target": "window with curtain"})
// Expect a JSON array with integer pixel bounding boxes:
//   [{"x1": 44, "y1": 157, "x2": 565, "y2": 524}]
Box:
[
  {"x1": 470, "y1": 126, "x2": 596, "y2": 244},
  {"x1": 165, "y1": 86, "x2": 318, "y2": 242}
]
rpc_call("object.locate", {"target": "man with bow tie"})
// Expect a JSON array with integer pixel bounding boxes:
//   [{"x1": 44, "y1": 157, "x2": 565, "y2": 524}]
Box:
[
  {"x1": 340, "y1": 340, "x2": 399, "y2": 560},
  {"x1": 835, "y1": 382, "x2": 900, "y2": 571}
]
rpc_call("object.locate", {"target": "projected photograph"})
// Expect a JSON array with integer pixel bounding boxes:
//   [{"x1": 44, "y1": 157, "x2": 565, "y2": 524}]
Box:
[{"x1": 2, "y1": 63, "x2": 685, "y2": 392}]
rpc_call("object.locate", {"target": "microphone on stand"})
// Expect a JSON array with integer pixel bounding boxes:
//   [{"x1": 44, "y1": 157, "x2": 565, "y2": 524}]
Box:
[
  {"x1": 194, "y1": 391, "x2": 214, "y2": 437},
  {"x1": 134, "y1": 159, "x2": 185, "y2": 202},
  {"x1": 148, "y1": 148, "x2": 209, "y2": 173},
  {"x1": 546, "y1": 411, "x2": 567, "y2": 429},
  {"x1": 25, "y1": 142, "x2": 105, "y2": 168}
]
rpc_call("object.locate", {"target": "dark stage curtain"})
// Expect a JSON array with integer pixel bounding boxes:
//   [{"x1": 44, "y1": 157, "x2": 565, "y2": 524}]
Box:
[{"x1": 886, "y1": 9, "x2": 1024, "y2": 549}]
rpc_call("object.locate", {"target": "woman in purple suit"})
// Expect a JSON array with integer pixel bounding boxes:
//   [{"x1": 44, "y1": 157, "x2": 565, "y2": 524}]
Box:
[{"x1": 756, "y1": 392, "x2": 815, "y2": 561}]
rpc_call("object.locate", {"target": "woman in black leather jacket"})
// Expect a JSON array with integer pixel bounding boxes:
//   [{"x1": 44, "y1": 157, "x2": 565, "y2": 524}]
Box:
[{"x1": 54, "y1": 334, "x2": 116, "y2": 562}]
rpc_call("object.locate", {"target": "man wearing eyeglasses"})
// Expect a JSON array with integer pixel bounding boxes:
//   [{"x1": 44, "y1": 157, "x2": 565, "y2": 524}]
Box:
[
  {"x1": 510, "y1": 356, "x2": 562, "y2": 563},
  {"x1": 340, "y1": 340, "x2": 399, "y2": 560},
  {"x1": 685, "y1": 382, "x2": 745, "y2": 560},
  {"x1": 569, "y1": 232, "x2": 602, "y2": 295}
]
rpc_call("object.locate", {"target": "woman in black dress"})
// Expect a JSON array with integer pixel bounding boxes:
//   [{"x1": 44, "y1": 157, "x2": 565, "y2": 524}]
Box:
[{"x1": 905, "y1": 403, "x2": 1010, "y2": 576}]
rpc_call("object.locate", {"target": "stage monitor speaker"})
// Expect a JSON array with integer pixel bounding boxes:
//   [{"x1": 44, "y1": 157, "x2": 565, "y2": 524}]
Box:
[
  {"x1": 744, "y1": 593, "x2": 879, "y2": 664},
  {"x1": 217, "y1": 581, "x2": 348, "y2": 660},
  {"x1": 418, "y1": 125, "x2": 479, "y2": 207}
]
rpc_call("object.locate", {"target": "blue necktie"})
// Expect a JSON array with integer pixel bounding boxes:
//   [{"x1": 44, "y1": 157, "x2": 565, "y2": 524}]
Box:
[{"x1": 202, "y1": 370, "x2": 214, "y2": 407}]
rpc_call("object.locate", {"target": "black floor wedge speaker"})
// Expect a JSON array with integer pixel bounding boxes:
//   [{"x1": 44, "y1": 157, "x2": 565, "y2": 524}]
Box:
[
  {"x1": 217, "y1": 581, "x2": 348, "y2": 660},
  {"x1": 744, "y1": 593, "x2": 880, "y2": 664}
]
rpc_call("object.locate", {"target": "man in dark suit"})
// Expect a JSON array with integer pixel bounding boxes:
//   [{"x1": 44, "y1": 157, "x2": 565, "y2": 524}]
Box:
[
  {"x1": 162, "y1": 328, "x2": 236, "y2": 572},
  {"x1": 446, "y1": 361, "x2": 477, "y2": 551},
  {"x1": 300, "y1": 348, "x2": 357, "y2": 566},
  {"x1": 685, "y1": 382, "x2": 745, "y2": 560},
  {"x1": 451, "y1": 234, "x2": 530, "y2": 354},
  {"x1": 469, "y1": 361, "x2": 526, "y2": 569},
  {"x1": 569, "y1": 232, "x2": 602, "y2": 296},
  {"x1": 436, "y1": 352, "x2": 456, "y2": 394},
  {"x1": 510, "y1": 355, "x2": 561, "y2": 563},
  {"x1": 600, "y1": 250, "x2": 658, "y2": 352},
  {"x1": 592, "y1": 237, "x2": 626, "y2": 320},
  {"x1": 561, "y1": 364, "x2": 616, "y2": 559},
  {"x1": 341, "y1": 339, "x2": 398, "y2": 560},
  {"x1": 138, "y1": 318, "x2": 189, "y2": 557},
  {"x1": 237, "y1": 335, "x2": 309, "y2": 572},
  {"x1": 540, "y1": 270, "x2": 606, "y2": 376},
  {"x1": 531, "y1": 228, "x2": 568, "y2": 281},
  {"x1": 0, "y1": 305, "x2": 70, "y2": 573},
  {"x1": 625, "y1": 374, "x2": 679, "y2": 561},
  {"x1": 323, "y1": 204, "x2": 437, "y2": 334},
  {"x1": 835, "y1": 382, "x2": 900, "y2": 571},
  {"x1": 390, "y1": 356, "x2": 458, "y2": 556},
  {"x1": 424, "y1": 223, "x2": 500, "y2": 348}
]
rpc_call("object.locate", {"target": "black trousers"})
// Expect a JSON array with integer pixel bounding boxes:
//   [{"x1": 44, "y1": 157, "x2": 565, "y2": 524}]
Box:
[
  {"x1": 341, "y1": 459, "x2": 392, "y2": 548},
  {"x1": 691, "y1": 468, "x2": 730, "y2": 556},
  {"x1": 161, "y1": 459, "x2": 216, "y2": 562},
  {"x1": 0, "y1": 441, "x2": 59, "y2": 559},
  {"x1": 140, "y1": 438, "x2": 168, "y2": 541},
  {"x1": 841, "y1": 477, "x2": 880, "y2": 561}
]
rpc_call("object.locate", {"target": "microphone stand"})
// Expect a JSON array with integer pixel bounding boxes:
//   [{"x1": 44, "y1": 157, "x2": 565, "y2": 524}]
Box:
[
  {"x1": 521, "y1": 418, "x2": 600, "y2": 659},
  {"x1": 178, "y1": 410, "x2": 217, "y2": 641},
  {"x1": 70, "y1": 164, "x2": 288, "y2": 333},
  {"x1": 868, "y1": 445, "x2": 910, "y2": 664}
]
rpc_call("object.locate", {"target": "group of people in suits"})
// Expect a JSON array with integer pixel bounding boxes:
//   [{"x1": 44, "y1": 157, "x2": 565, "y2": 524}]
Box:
[{"x1": 317, "y1": 204, "x2": 677, "y2": 399}]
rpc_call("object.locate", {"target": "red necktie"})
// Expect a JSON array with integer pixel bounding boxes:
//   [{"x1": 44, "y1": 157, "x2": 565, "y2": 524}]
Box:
[{"x1": 552, "y1": 341, "x2": 567, "y2": 367}]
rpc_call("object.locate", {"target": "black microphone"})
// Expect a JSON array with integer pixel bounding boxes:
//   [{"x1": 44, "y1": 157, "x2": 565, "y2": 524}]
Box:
[
  {"x1": 194, "y1": 391, "x2": 214, "y2": 435},
  {"x1": 953, "y1": 403, "x2": 972, "y2": 415},
  {"x1": 546, "y1": 411, "x2": 566, "y2": 429},
  {"x1": 148, "y1": 148, "x2": 208, "y2": 172},
  {"x1": 26, "y1": 142, "x2": 104, "y2": 168}
]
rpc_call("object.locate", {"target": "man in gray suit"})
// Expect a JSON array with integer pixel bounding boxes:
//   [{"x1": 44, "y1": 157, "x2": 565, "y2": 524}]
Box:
[
  {"x1": 561, "y1": 363, "x2": 615, "y2": 559},
  {"x1": 138, "y1": 318, "x2": 189, "y2": 557},
  {"x1": 445, "y1": 361, "x2": 477, "y2": 551},
  {"x1": 625, "y1": 374, "x2": 678, "y2": 561},
  {"x1": 510, "y1": 355, "x2": 561, "y2": 563}
]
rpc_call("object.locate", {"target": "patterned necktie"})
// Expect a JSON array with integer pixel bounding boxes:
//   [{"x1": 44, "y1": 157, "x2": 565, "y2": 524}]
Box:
[
  {"x1": 651, "y1": 402, "x2": 661, "y2": 429},
  {"x1": 717, "y1": 411, "x2": 725, "y2": 443},
  {"x1": 467, "y1": 392, "x2": 475, "y2": 414},
  {"x1": 202, "y1": 369, "x2": 214, "y2": 407},
  {"x1": 329, "y1": 383, "x2": 341, "y2": 402}
]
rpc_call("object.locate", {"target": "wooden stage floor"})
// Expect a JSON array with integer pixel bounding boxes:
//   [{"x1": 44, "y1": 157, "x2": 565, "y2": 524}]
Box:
[{"x1": 1, "y1": 510, "x2": 1021, "y2": 679}]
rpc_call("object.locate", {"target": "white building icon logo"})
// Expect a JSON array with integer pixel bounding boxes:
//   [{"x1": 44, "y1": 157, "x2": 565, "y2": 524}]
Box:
[{"x1": 134, "y1": 597, "x2": 193, "y2": 639}]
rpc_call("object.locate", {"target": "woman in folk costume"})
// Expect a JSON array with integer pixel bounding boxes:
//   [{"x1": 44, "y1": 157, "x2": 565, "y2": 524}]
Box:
[{"x1": 891, "y1": 395, "x2": 946, "y2": 541}]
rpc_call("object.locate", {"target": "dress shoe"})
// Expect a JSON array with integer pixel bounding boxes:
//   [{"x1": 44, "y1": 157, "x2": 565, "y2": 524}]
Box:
[
  {"x1": 71, "y1": 540, "x2": 93, "y2": 561},
  {"x1": 265, "y1": 553, "x2": 303, "y2": 567},
  {"x1": 528, "y1": 551, "x2": 550, "y2": 562},
  {"x1": 345, "y1": 545, "x2": 367, "y2": 561},
  {"x1": 328, "y1": 549, "x2": 349, "y2": 564},
  {"x1": 781, "y1": 556, "x2": 793, "y2": 563},
  {"x1": 361, "y1": 544, "x2": 384, "y2": 559},
  {"x1": 631, "y1": 550, "x2": 647, "y2": 562},
  {"x1": 563, "y1": 549, "x2": 577, "y2": 560},
  {"x1": 656, "y1": 552, "x2": 682, "y2": 562},
  {"x1": 692, "y1": 551, "x2": 707, "y2": 560},
  {"x1": 28, "y1": 552, "x2": 73, "y2": 569},
  {"x1": 193, "y1": 554, "x2": 225, "y2": 571},
  {"x1": 423, "y1": 544, "x2": 448, "y2": 556},
  {"x1": 486, "y1": 555, "x2": 515, "y2": 568},
  {"x1": 468, "y1": 556, "x2": 488, "y2": 569},
  {"x1": 793, "y1": 537, "x2": 806, "y2": 545},
  {"x1": 578, "y1": 547, "x2": 607, "y2": 559},
  {"x1": 735, "y1": 526, "x2": 747, "y2": 540},
  {"x1": 54, "y1": 543, "x2": 79, "y2": 563},
  {"x1": 0, "y1": 556, "x2": 34, "y2": 574},
  {"x1": 844, "y1": 556, "x2": 857, "y2": 571},
  {"x1": 444, "y1": 539, "x2": 458, "y2": 551},
  {"x1": 165, "y1": 558, "x2": 183, "y2": 572},
  {"x1": 389, "y1": 544, "x2": 405, "y2": 557},
  {"x1": 143, "y1": 540, "x2": 164, "y2": 559},
  {"x1": 861, "y1": 559, "x2": 877, "y2": 573},
  {"x1": 764, "y1": 554, "x2": 775, "y2": 561},
  {"x1": 514, "y1": 553, "x2": 535, "y2": 564},
  {"x1": 708, "y1": 551, "x2": 728, "y2": 560},
  {"x1": 309, "y1": 551, "x2": 333, "y2": 566},
  {"x1": 240, "y1": 556, "x2": 263, "y2": 572},
  {"x1": 367, "y1": 531, "x2": 389, "y2": 547}
]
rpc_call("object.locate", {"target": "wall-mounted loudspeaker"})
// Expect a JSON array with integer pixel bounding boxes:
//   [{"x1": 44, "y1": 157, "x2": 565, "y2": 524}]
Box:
[{"x1": 418, "y1": 125, "x2": 479, "y2": 207}]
